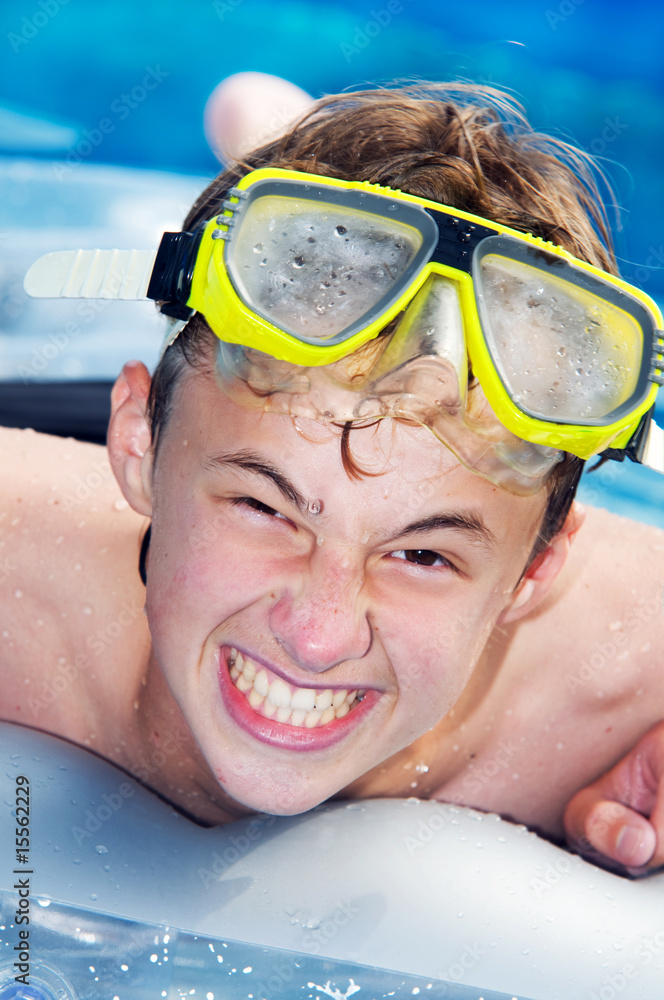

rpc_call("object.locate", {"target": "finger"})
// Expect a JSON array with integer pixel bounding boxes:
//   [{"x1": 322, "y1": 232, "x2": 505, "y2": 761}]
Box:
[{"x1": 564, "y1": 788, "x2": 657, "y2": 870}]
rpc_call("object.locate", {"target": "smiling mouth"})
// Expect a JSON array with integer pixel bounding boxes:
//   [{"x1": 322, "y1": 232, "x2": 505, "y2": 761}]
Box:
[{"x1": 228, "y1": 647, "x2": 365, "y2": 728}]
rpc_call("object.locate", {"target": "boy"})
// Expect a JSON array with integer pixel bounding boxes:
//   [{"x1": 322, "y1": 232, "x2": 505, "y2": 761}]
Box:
[{"x1": 11, "y1": 82, "x2": 664, "y2": 875}]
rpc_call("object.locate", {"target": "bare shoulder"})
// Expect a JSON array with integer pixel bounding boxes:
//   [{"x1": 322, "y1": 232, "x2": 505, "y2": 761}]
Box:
[
  {"x1": 0, "y1": 427, "x2": 147, "y2": 729},
  {"x1": 515, "y1": 501, "x2": 664, "y2": 711},
  {"x1": 572, "y1": 502, "x2": 664, "y2": 568},
  {"x1": 563, "y1": 503, "x2": 664, "y2": 619},
  {"x1": 0, "y1": 425, "x2": 142, "y2": 566}
]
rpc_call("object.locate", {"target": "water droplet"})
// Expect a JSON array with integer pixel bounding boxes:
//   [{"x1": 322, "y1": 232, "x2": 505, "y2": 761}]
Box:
[
  {"x1": 293, "y1": 255, "x2": 305, "y2": 268},
  {"x1": 308, "y1": 499, "x2": 322, "y2": 515},
  {"x1": 13, "y1": 589, "x2": 22, "y2": 599},
  {"x1": 82, "y1": 605, "x2": 93, "y2": 615},
  {"x1": 334, "y1": 225, "x2": 347, "y2": 235},
  {"x1": 113, "y1": 499, "x2": 128, "y2": 512},
  {"x1": 95, "y1": 845, "x2": 108, "y2": 855},
  {"x1": 253, "y1": 242, "x2": 264, "y2": 253}
]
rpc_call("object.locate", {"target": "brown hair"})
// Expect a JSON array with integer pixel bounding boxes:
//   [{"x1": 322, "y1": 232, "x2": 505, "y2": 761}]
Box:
[{"x1": 149, "y1": 82, "x2": 618, "y2": 555}]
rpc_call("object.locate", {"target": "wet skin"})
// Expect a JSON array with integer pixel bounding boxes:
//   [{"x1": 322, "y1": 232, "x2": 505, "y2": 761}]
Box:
[
  {"x1": 1, "y1": 362, "x2": 664, "y2": 870},
  {"x1": 113, "y1": 363, "x2": 551, "y2": 818}
]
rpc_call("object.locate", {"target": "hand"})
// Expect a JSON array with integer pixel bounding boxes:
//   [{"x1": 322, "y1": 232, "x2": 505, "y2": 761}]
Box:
[{"x1": 563, "y1": 721, "x2": 664, "y2": 875}]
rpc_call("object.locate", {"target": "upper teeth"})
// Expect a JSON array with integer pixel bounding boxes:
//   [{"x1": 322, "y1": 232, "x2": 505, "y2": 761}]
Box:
[{"x1": 229, "y1": 648, "x2": 362, "y2": 728}]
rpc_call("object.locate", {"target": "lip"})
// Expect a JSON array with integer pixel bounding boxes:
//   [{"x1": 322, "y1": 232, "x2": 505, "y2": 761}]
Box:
[{"x1": 216, "y1": 645, "x2": 376, "y2": 751}]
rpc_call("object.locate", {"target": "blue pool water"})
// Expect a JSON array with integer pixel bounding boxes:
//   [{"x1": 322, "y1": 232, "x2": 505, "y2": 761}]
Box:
[{"x1": 1, "y1": 0, "x2": 663, "y2": 528}]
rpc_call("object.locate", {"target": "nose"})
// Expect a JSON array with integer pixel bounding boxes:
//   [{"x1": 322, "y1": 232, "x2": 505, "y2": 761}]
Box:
[{"x1": 267, "y1": 544, "x2": 372, "y2": 673}]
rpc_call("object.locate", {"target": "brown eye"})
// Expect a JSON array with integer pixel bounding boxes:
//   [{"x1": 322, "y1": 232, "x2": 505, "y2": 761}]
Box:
[
  {"x1": 390, "y1": 549, "x2": 452, "y2": 570},
  {"x1": 404, "y1": 549, "x2": 440, "y2": 566}
]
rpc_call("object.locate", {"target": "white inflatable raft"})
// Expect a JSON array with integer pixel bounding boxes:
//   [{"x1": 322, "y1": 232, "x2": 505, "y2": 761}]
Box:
[{"x1": 1, "y1": 721, "x2": 663, "y2": 1000}]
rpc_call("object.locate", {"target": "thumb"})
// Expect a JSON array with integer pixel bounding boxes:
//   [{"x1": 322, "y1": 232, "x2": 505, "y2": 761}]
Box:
[{"x1": 564, "y1": 787, "x2": 657, "y2": 870}]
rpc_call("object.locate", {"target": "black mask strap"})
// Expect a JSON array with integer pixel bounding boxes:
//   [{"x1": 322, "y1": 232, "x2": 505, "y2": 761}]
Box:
[{"x1": 139, "y1": 524, "x2": 151, "y2": 586}]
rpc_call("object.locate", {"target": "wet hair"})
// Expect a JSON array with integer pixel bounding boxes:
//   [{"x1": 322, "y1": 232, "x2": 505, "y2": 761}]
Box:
[{"x1": 148, "y1": 81, "x2": 620, "y2": 557}]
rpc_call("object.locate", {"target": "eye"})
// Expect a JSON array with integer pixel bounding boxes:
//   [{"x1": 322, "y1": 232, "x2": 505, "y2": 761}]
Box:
[
  {"x1": 232, "y1": 496, "x2": 290, "y2": 522},
  {"x1": 390, "y1": 549, "x2": 453, "y2": 569}
]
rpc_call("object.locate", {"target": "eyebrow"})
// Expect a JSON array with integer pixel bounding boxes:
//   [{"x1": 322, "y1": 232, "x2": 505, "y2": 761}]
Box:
[
  {"x1": 202, "y1": 450, "x2": 307, "y2": 511},
  {"x1": 396, "y1": 512, "x2": 496, "y2": 549}
]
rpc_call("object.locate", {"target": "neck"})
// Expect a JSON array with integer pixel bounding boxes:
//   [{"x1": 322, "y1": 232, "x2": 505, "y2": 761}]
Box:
[{"x1": 112, "y1": 652, "x2": 256, "y2": 826}]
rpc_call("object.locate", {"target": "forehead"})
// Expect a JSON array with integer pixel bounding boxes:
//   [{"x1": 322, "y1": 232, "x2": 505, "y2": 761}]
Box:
[{"x1": 159, "y1": 368, "x2": 547, "y2": 541}]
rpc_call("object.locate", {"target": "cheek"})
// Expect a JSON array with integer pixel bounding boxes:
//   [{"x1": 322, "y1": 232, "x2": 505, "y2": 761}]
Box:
[
  {"x1": 383, "y1": 594, "x2": 500, "y2": 717},
  {"x1": 145, "y1": 497, "x2": 286, "y2": 653}
]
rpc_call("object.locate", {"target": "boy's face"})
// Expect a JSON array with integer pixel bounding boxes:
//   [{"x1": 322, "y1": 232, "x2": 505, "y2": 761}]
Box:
[{"x1": 142, "y1": 367, "x2": 548, "y2": 816}]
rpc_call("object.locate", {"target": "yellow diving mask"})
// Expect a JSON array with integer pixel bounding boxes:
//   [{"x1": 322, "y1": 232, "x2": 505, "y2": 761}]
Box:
[{"x1": 24, "y1": 167, "x2": 664, "y2": 494}]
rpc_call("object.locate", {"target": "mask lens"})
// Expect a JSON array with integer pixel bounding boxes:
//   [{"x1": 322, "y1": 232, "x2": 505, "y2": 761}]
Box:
[
  {"x1": 477, "y1": 252, "x2": 643, "y2": 422},
  {"x1": 225, "y1": 195, "x2": 424, "y2": 344}
]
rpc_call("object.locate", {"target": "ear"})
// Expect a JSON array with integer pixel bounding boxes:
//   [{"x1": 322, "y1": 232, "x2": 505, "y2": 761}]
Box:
[
  {"x1": 498, "y1": 502, "x2": 586, "y2": 625},
  {"x1": 107, "y1": 361, "x2": 154, "y2": 517}
]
